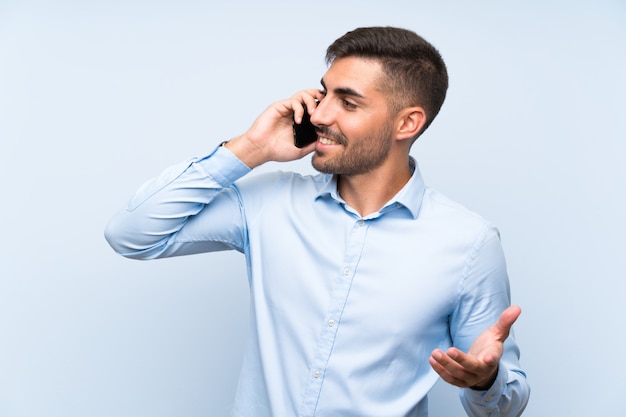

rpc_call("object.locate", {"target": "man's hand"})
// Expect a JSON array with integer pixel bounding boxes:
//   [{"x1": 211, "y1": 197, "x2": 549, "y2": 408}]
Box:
[
  {"x1": 224, "y1": 89, "x2": 323, "y2": 168},
  {"x1": 429, "y1": 305, "x2": 521, "y2": 390}
]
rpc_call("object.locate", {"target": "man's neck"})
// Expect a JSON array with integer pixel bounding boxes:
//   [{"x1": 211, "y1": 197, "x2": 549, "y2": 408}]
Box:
[{"x1": 337, "y1": 157, "x2": 412, "y2": 217}]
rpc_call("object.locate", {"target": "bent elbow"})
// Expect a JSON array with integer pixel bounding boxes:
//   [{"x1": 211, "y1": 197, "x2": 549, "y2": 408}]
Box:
[{"x1": 104, "y1": 212, "x2": 165, "y2": 260}]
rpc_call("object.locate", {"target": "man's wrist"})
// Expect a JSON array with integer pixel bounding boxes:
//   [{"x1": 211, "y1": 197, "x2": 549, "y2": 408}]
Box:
[
  {"x1": 222, "y1": 135, "x2": 267, "y2": 169},
  {"x1": 469, "y1": 367, "x2": 499, "y2": 391}
]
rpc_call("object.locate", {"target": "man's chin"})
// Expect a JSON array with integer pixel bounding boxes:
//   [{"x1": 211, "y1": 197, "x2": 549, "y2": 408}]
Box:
[{"x1": 311, "y1": 153, "x2": 335, "y2": 174}]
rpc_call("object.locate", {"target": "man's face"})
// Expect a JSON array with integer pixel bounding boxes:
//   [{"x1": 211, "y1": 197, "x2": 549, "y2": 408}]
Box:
[{"x1": 310, "y1": 57, "x2": 395, "y2": 176}]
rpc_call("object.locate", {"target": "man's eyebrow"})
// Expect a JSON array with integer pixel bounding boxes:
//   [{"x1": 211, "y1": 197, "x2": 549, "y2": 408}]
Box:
[{"x1": 320, "y1": 78, "x2": 365, "y2": 98}]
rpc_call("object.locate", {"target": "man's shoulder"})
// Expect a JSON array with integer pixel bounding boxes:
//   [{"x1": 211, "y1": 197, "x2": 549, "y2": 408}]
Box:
[
  {"x1": 235, "y1": 170, "x2": 331, "y2": 196},
  {"x1": 420, "y1": 187, "x2": 496, "y2": 233}
]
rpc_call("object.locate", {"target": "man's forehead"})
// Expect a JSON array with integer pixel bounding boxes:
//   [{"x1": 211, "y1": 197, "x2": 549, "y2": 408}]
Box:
[{"x1": 320, "y1": 56, "x2": 384, "y2": 97}]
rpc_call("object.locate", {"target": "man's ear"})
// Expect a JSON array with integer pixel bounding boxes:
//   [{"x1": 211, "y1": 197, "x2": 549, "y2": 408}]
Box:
[{"x1": 395, "y1": 107, "x2": 426, "y2": 141}]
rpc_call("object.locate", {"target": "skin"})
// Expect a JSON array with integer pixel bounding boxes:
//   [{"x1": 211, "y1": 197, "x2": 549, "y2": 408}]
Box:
[{"x1": 224, "y1": 56, "x2": 521, "y2": 390}]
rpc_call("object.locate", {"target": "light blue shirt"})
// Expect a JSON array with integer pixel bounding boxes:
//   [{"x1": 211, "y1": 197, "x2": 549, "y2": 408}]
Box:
[{"x1": 105, "y1": 145, "x2": 529, "y2": 417}]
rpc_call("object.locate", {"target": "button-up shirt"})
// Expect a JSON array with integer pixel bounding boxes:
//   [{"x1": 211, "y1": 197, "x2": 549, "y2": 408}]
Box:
[{"x1": 105, "y1": 145, "x2": 529, "y2": 416}]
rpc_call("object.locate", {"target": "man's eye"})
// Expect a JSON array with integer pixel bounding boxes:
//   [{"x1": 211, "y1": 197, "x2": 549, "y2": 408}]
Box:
[{"x1": 343, "y1": 99, "x2": 357, "y2": 109}]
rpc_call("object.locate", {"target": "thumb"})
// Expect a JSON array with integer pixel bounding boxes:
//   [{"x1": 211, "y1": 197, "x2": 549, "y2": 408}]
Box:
[{"x1": 494, "y1": 305, "x2": 522, "y2": 342}]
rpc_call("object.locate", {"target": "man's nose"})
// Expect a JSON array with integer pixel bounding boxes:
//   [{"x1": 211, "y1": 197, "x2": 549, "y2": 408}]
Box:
[{"x1": 309, "y1": 98, "x2": 331, "y2": 127}]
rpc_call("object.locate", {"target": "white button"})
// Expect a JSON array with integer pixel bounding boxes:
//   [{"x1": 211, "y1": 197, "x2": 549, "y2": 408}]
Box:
[
  {"x1": 328, "y1": 319, "x2": 335, "y2": 327},
  {"x1": 343, "y1": 267, "x2": 350, "y2": 276},
  {"x1": 313, "y1": 370, "x2": 321, "y2": 378},
  {"x1": 357, "y1": 220, "x2": 365, "y2": 226}
]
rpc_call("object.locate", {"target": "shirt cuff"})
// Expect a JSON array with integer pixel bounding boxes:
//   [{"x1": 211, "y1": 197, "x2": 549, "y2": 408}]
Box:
[
  {"x1": 462, "y1": 364, "x2": 507, "y2": 408},
  {"x1": 195, "y1": 143, "x2": 252, "y2": 186}
]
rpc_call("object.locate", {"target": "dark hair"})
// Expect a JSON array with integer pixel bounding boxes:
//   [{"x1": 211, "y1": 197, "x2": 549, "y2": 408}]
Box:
[{"x1": 326, "y1": 27, "x2": 448, "y2": 138}]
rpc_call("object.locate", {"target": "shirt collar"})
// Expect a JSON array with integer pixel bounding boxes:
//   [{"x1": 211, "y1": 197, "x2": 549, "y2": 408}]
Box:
[{"x1": 315, "y1": 156, "x2": 426, "y2": 220}]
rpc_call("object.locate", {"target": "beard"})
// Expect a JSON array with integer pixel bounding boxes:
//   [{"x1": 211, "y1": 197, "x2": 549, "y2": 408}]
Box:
[{"x1": 311, "y1": 122, "x2": 394, "y2": 176}]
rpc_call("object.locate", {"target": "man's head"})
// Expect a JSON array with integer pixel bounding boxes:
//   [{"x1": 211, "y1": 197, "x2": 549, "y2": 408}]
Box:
[{"x1": 325, "y1": 26, "x2": 448, "y2": 140}]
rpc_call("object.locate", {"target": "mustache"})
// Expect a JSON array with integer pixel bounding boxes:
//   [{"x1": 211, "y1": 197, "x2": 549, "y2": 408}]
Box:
[{"x1": 315, "y1": 126, "x2": 347, "y2": 145}]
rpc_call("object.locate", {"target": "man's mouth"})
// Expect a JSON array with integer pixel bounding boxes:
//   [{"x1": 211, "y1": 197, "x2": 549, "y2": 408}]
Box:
[
  {"x1": 318, "y1": 136, "x2": 339, "y2": 145},
  {"x1": 316, "y1": 127, "x2": 345, "y2": 146}
]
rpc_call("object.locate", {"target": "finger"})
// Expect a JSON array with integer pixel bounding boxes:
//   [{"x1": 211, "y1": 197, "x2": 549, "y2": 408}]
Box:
[
  {"x1": 290, "y1": 100, "x2": 305, "y2": 124},
  {"x1": 298, "y1": 88, "x2": 323, "y2": 100},
  {"x1": 448, "y1": 346, "x2": 501, "y2": 372},
  {"x1": 446, "y1": 347, "x2": 483, "y2": 371},
  {"x1": 430, "y1": 358, "x2": 463, "y2": 387},
  {"x1": 430, "y1": 349, "x2": 470, "y2": 376},
  {"x1": 433, "y1": 348, "x2": 499, "y2": 387},
  {"x1": 429, "y1": 350, "x2": 478, "y2": 388},
  {"x1": 306, "y1": 89, "x2": 324, "y2": 114},
  {"x1": 292, "y1": 89, "x2": 323, "y2": 123},
  {"x1": 494, "y1": 305, "x2": 522, "y2": 342}
]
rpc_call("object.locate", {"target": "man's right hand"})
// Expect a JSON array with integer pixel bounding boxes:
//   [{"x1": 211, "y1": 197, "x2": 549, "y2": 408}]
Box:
[{"x1": 224, "y1": 89, "x2": 322, "y2": 169}]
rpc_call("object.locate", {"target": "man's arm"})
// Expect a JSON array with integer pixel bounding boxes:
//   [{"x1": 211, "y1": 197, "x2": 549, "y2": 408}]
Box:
[
  {"x1": 429, "y1": 227, "x2": 530, "y2": 416},
  {"x1": 104, "y1": 90, "x2": 321, "y2": 259}
]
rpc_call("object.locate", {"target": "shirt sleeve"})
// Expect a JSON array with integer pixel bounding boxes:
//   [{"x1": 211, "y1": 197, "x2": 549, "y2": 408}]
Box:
[
  {"x1": 450, "y1": 225, "x2": 530, "y2": 417},
  {"x1": 104, "y1": 144, "x2": 252, "y2": 259},
  {"x1": 460, "y1": 356, "x2": 529, "y2": 417}
]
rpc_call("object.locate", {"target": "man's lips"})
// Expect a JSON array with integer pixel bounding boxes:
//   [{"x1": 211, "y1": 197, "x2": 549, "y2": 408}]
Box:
[
  {"x1": 315, "y1": 127, "x2": 345, "y2": 146},
  {"x1": 318, "y1": 136, "x2": 339, "y2": 145}
]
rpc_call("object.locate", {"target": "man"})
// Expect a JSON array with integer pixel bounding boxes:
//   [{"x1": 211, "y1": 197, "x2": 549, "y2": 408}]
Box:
[{"x1": 105, "y1": 27, "x2": 529, "y2": 416}]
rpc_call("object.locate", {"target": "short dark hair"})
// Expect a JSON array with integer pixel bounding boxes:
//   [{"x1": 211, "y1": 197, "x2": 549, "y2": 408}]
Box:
[{"x1": 326, "y1": 27, "x2": 448, "y2": 139}]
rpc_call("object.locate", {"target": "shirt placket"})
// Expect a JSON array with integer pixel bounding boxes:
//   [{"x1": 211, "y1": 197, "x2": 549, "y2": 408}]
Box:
[{"x1": 298, "y1": 218, "x2": 369, "y2": 416}]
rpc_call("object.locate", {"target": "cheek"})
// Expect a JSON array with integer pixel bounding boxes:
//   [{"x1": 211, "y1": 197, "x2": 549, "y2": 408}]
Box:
[{"x1": 340, "y1": 115, "x2": 376, "y2": 139}]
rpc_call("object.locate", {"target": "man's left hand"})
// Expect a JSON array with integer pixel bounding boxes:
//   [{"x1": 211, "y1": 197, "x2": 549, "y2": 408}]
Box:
[{"x1": 429, "y1": 305, "x2": 521, "y2": 390}]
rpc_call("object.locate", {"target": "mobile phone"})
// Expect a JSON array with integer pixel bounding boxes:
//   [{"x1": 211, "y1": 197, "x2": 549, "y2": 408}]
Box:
[{"x1": 293, "y1": 107, "x2": 318, "y2": 148}]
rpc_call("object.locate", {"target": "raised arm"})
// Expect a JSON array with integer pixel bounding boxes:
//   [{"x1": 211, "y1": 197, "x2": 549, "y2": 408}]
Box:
[{"x1": 104, "y1": 89, "x2": 321, "y2": 259}]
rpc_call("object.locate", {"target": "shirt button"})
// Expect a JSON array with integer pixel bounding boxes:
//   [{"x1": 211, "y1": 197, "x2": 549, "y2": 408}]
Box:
[
  {"x1": 328, "y1": 319, "x2": 336, "y2": 327},
  {"x1": 313, "y1": 370, "x2": 321, "y2": 378},
  {"x1": 357, "y1": 220, "x2": 365, "y2": 226},
  {"x1": 343, "y1": 267, "x2": 350, "y2": 276}
]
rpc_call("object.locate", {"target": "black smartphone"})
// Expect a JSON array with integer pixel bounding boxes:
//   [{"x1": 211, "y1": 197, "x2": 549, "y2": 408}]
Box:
[{"x1": 293, "y1": 107, "x2": 318, "y2": 148}]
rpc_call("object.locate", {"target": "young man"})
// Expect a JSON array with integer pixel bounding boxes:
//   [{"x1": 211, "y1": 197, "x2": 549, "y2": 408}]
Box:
[{"x1": 105, "y1": 27, "x2": 529, "y2": 416}]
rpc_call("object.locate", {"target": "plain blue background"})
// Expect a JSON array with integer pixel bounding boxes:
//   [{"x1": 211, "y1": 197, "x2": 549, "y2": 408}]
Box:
[{"x1": 1, "y1": 1, "x2": 624, "y2": 416}]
